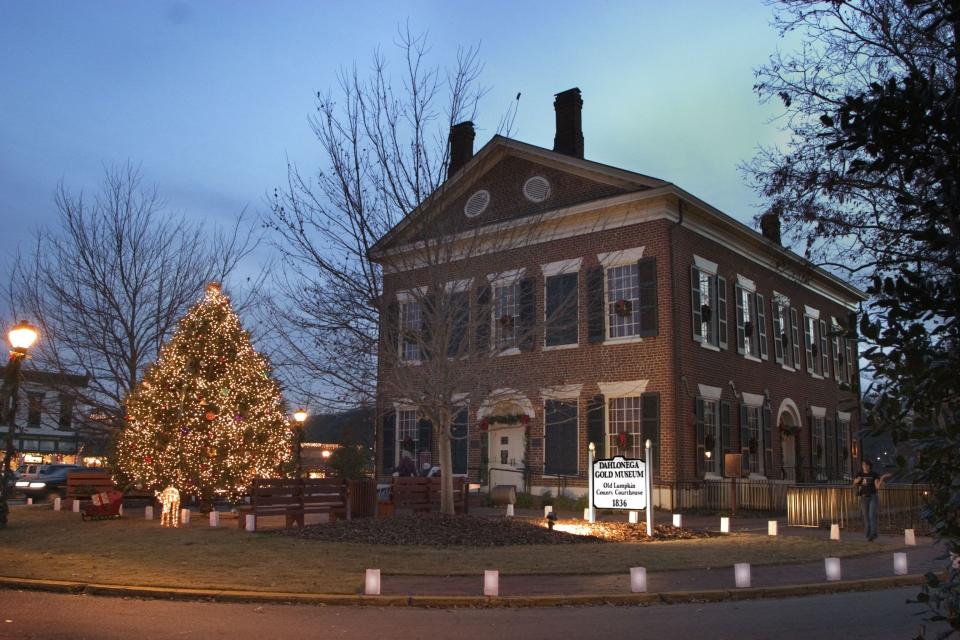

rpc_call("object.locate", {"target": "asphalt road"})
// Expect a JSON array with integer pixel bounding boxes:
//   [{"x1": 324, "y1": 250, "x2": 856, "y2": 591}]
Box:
[{"x1": 0, "y1": 587, "x2": 936, "y2": 640}]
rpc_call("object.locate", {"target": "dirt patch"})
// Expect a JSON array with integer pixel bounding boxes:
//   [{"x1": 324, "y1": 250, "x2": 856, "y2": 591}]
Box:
[{"x1": 280, "y1": 514, "x2": 715, "y2": 546}]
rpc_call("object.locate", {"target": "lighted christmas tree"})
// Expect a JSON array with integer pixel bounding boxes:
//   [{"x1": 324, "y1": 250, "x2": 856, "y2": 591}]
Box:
[{"x1": 114, "y1": 283, "x2": 292, "y2": 508}]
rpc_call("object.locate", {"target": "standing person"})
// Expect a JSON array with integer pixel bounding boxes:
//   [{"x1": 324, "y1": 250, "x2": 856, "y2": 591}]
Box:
[{"x1": 853, "y1": 459, "x2": 892, "y2": 541}]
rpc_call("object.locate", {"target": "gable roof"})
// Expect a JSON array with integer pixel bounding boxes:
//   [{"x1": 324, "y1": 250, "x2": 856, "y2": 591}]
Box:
[{"x1": 368, "y1": 135, "x2": 670, "y2": 257}]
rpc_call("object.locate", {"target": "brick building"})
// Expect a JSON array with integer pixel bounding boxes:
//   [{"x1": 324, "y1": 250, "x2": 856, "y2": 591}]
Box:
[{"x1": 370, "y1": 88, "x2": 864, "y2": 501}]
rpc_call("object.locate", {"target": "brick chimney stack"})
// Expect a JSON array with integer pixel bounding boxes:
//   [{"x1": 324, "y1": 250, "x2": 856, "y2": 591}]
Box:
[
  {"x1": 760, "y1": 213, "x2": 782, "y2": 245},
  {"x1": 553, "y1": 88, "x2": 584, "y2": 159},
  {"x1": 447, "y1": 121, "x2": 476, "y2": 178}
]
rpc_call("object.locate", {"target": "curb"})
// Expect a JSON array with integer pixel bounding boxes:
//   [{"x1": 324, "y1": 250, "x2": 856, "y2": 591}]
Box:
[{"x1": 0, "y1": 573, "x2": 930, "y2": 608}]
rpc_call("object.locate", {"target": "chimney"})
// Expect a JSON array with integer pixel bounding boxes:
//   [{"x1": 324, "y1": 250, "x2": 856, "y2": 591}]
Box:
[
  {"x1": 553, "y1": 88, "x2": 584, "y2": 158},
  {"x1": 447, "y1": 121, "x2": 475, "y2": 178},
  {"x1": 760, "y1": 213, "x2": 782, "y2": 245}
]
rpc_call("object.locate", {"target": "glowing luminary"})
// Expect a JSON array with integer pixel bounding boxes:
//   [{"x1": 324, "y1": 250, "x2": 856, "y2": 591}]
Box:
[
  {"x1": 893, "y1": 553, "x2": 908, "y2": 576},
  {"x1": 630, "y1": 567, "x2": 647, "y2": 593},
  {"x1": 768, "y1": 520, "x2": 778, "y2": 536},
  {"x1": 484, "y1": 570, "x2": 499, "y2": 597},
  {"x1": 159, "y1": 486, "x2": 181, "y2": 528},
  {"x1": 825, "y1": 557, "x2": 842, "y2": 581},
  {"x1": 365, "y1": 569, "x2": 381, "y2": 595},
  {"x1": 735, "y1": 563, "x2": 751, "y2": 588}
]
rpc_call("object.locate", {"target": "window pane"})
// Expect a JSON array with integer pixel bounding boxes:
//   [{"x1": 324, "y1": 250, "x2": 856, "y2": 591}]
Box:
[
  {"x1": 400, "y1": 301, "x2": 422, "y2": 361},
  {"x1": 606, "y1": 264, "x2": 640, "y2": 338},
  {"x1": 607, "y1": 396, "x2": 641, "y2": 458},
  {"x1": 494, "y1": 282, "x2": 520, "y2": 350}
]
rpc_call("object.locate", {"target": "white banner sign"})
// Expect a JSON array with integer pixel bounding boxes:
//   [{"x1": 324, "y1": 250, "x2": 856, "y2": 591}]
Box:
[{"x1": 592, "y1": 456, "x2": 647, "y2": 510}]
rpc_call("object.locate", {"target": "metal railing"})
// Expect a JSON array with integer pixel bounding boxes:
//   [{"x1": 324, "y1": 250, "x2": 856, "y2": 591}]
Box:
[
  {"x1": 787, "y1": 483, "x2": 930, "y2": 533},
  {"x1": 657, "y1": 479, "x2": 791, "y2": 514}
]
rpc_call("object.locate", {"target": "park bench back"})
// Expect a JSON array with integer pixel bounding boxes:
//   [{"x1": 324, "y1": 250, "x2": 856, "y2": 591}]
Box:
[
  {"x1": 390, "y1": 477, "x2": 468, "y2": 514},
  {"x1": 66, "y1": 470, "x2": 115, "y2": 500}
]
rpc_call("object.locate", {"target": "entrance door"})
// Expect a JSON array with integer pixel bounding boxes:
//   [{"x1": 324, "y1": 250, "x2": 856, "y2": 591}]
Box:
[
  {"x1": 488, "y1": 426, "x2": 525, "y2": 492},
  {"x1": 780, "y1": 412, "x2": 797, "y2": 482}
]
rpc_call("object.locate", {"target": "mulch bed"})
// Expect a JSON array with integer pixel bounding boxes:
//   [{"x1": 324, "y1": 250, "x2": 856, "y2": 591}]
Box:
[{"x1": 279, "y1": 513, "x2": 717, "y2": 546}]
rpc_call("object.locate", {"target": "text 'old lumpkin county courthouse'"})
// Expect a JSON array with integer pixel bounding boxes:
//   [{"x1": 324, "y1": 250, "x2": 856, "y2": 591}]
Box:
[{"x1": 370, "y1": 88, "x2": 864, "y2": 506}]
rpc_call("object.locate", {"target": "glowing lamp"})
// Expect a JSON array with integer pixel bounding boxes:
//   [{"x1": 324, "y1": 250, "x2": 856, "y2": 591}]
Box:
[
  {"x1": 893, "y1": 552, "x2": 908, "y2": 576},
  {"x1": 768, "y1": 520, "x2": 778, "y2": 536},
  {"x1": 630, "y1": 567, "x2": 647, "y2": 593},
  {"x1": 830, "y1": 523, "x2": 840, "y2": 541},
  {"x1": 365, "y1": 569, "x2": 381, "y2": 595},
  {"x1": 293, "y1": 409, "x2": 308, "y2": 424},
  {"x1": 672, "y1": 513, "x2": 683, "y2": 528},
  {"x1": 483, "y1": 570, "x2": 499, "y2": 597},
  {"x1": 8, "y1": 320, "x2": 38, "y2": 351},
  {"x1": 825, "y1": 557, "x2": 842, "y2": 581},
  {"x1": 720, "y1": 517, "x2": 730, "y2": 533},
  {"x1": 734, "y1": 563, "x2": 751, "y2": 588},
  {"x1": 321, "y1": 450, "x2": 332, "y2": 459},
  {"x1": 704, "y1": 450, "x2": 712, "y2": 459},
  {"x1": 543, "y1": 505, "x2": 553, "y2": 517},
  {"x1": 904, "y1": 529, "x2": 916, "y2": 546},
  {"x1": 628, "y1": 511, "x2": 639, "y2": 524}
]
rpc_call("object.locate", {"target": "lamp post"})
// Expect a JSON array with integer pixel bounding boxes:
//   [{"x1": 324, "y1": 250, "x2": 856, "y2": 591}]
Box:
[
  {"x1": 292, "y1": 408, "x2": 308, "y2": 478},
  {"x1": 0, "y1": 321, "x2": 39, "y2": 529}
]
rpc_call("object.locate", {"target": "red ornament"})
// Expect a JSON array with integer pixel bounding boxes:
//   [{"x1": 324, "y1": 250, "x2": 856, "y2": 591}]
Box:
[
  {"x1": 205, "y1": 411, "x2": 217, "y2": 421},
  {"x1": 144, "y1": 456, "x2": 153, "y2": 464}
]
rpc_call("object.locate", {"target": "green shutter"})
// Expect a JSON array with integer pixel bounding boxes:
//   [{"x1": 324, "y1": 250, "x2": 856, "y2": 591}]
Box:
[
  {"x1": 637, "y1": 258, "x2": 658, "y2": 336},
  {"x1": 641, "y1": 393, "x2": 660, "y2": 473},
  {"x1": 381, "y1": 411, "x2": 396, "y2": 474},
  {"x1": 475, "y1": 285, "x2": 491, "y2": 353},
  {"x1": 695, "y1": 398, "x2": 705, "y2": 476},
  {"x1": 762, "y1": 405, "x2": 772, "y2": 477},
  {"x1": 586, "y1": 395, "x2": 605, "y2": 458},
  {"x1": 586, "y1": 266, "x2": 605, "y2": 343}
]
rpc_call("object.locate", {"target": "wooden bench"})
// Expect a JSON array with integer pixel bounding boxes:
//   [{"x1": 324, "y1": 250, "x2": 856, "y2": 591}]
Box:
[
  {"x1": 67, "y1": 471, "x2": 115, "y2": 501},
  {"x1": 389, "y1": 477, "x2": 468, "y2": 514},
  {"x1": 237, "y1": 478, "x2": 350, "y2": 530}
]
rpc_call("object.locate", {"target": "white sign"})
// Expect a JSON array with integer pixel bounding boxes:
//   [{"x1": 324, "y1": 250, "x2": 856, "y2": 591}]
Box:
[{"x1": 592, "y1": 456, "x2": 647, "y2": 510}]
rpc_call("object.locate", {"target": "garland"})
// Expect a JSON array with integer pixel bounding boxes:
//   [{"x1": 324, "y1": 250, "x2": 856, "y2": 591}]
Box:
[
  {"x1": 480, "y1": 414, "x2": 530, "y2": 430},
  {"x1": 779, "y1": 421, "x2": 801, "y2": 437}
]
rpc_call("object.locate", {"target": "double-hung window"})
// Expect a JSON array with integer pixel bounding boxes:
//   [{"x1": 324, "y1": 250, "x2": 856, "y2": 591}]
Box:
[
  {"x1": 58, "y1": 395, "x2": 74, "y2": 428},
  {"x1": 598, "y1": 248, "x2": 657, "y2": 341},
  {"x1": 837, "y1": 417, "x2": 851, "y2": 479},
  {"x1": 819, "y1": 319, "x2": 830, "y2": 378},
  {"x1": 831, "y1": 317, "x2": 843, "y2": 382},
  {"x1": 544, "y1": 399, "x2": 578, "y2": 475},
  {"x1": 397, "y1": 409, "x2": 419, "y2": 464},
  {"x1": 845, "y1": 338, "x2": 856, "y2": 385},
  {"x1": 744, "y1": 405, "x2": 762, "y2": 474},
  {"x1": 493, "y1": 281, "x2": 520, "y2": 351},
  {"x1": 543, "y1": 259, "x2": 581, "y2": 348},
  {"x1": 735, "y1": 276, "x2": 760, "y2": 359},
  {"x1": 691, "y1": 256, "x2": 727, "y2": 350},
  {"x1": 607, "y1": 396, "x2": 642, "y2": 459},
  {"x1": 696, "y1": 397, "x2": 720, "y2": 475},
  {"x1": 772, "y1": 293, "x2": 792, "y2": 368},
  {"x1": 398, "y1": 294, "x2": 424, "y2": 363},
  {"x1": 803, "y1": 306, "x2": 821, "y2": 376},
  {"x1": 812, "y1": 413, "x2": 826, "y2": 481},
  {"x1": 27, "y1": 392, "x2": 43, "y2": 426}
]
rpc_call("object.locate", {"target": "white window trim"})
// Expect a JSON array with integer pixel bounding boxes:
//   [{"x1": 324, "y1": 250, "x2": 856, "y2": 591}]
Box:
[
  {"x1": 744, "y1": 353, "x2": 762, "y2": 363},
  {"x1": 541, "y1": 258, "x2": 582, "y2": 277},
  {"x1": 491, "y1": 279, "x2": 522, "y2": 354},
  {"x1": 693, "y1": 254, "x2": 718, "y2": 275},
  {"x1": 396, "y1": 286, "x2": 428, "y2": 303},
  {"x1": 700, "y1": 342, "x2": 720, "y2": 352},
  {"x1": 597, "y1": 246, "x2": 645, "y2": 269},
  {"x1": 773, "y1": 291, "x2": 790, "y2": 307},
  {"x1": 603, "y1": 260, "x2": 644, "y2": 342},
  {"x1": 487, "y1": 268, "x2": 526, "y2": 287},
  {"x1": 736, "y1": 274, "x2": 756, "y2": 292},
  {"x1": 741, "y1": 392, "x2": 765, "y2": 408},
  {"x1": 804, "y1": 305, "x2": 821, "y2": 319},
  {"x1": 837, "y1": 411, "x2": 852, "y2": 422},
  {"x1": 393, "y1": 406, "x2": 419, "y2": 467},
  {"x1": 541, "y1": 384, "x2": 583, "y2": 400},
  {"x1": 697, "y1": 384, "x2": 723, "y2": 401},
  {"x1": 543, "y1": 343, "x2": 579, "y2": 352},
  {"x1": 598, "y1": 380, "x2": 649, "y2": 397},
  {"x1": 810, "y1": 405, "x2": 827, "y2": 418},
  {"x1": 604, "y1": 335, "x2": 644, "y2": 346},
  {"x1": 444, "y1": 278, "x2": 474, "y2": 293},
  {"x1": 497, "y1": 347, "x2": 521, "y2": 357}
]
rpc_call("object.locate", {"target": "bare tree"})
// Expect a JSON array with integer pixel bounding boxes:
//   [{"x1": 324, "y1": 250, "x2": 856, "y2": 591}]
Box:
[
  {"x1": 6, "y1": 163, "x2": 260, "y2": 429},
  {"x1": 264, "y1": 28, "x2": 491, "y2": 411}
]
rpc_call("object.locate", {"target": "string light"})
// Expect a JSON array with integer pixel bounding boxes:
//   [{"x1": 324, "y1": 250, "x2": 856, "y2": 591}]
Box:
[
  {"x1": 160, "y1": 486, "x2": 181, "y2": 528},
  {"x1": 115, "y1": 285, "x2": 292, "y2": 504}
]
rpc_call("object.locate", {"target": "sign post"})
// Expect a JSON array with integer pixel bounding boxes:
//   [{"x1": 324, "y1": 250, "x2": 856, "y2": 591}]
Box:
[
  {"x1": 645, "y1": 439, "x2": 654, "y2": 537},
  {"x1": 587, "y1": 442, "x2": 596, "y2": 523}
]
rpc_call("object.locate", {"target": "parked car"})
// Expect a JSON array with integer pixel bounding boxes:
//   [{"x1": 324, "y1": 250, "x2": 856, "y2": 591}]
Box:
[{"x1": 14, "y1": 464, "x2": 101, "y2": 499}]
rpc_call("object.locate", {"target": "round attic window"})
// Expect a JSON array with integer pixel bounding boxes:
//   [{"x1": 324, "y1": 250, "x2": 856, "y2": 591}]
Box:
[
  {"x1": 523, "y1": 176, "x2": 551, "y2": 203},
  {"x1": 464, "y1": 189, "x2": 491, "y2": 218}
]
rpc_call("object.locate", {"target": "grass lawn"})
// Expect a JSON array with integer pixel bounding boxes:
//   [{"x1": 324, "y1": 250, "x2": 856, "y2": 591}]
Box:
[{"x1": 0, "y1": 507, "x2": 896, "y2": 594}]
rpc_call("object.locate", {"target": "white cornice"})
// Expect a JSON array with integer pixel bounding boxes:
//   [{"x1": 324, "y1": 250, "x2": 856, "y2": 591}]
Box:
[{"x1": 598, "y1": 380, "x2": 649, "y2": 397}]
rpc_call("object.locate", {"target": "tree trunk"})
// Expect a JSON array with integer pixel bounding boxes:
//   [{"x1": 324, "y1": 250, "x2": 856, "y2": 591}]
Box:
[{"x1": 438, "y1": 423, "x2": 455, "y2": 515}]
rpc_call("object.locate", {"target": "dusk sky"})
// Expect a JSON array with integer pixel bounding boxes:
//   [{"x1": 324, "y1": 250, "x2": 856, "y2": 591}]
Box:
[{"x1": 1, "y1": 0, "x2": 792, "y2": 280}]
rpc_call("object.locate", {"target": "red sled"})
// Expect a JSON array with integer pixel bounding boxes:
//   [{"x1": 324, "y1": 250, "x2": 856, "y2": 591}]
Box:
[{"x1": 81, "y1": 490, "x2": 124, "y2": 521}]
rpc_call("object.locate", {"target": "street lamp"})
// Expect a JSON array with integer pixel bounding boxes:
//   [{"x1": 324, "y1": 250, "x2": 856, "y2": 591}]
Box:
[
  {"x1": 292, "y1": 408, "x2": 308, "y2": 478},
  {"x1": 1, "y1": 320, "x2": 39, "y2": 529}
]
